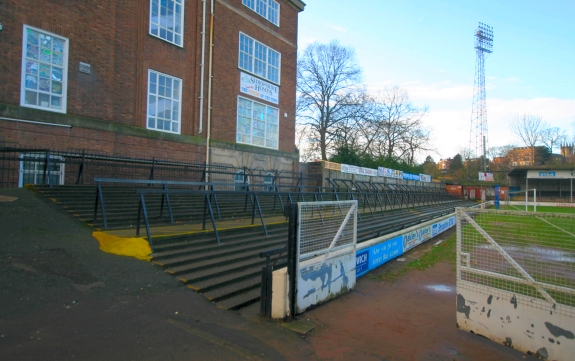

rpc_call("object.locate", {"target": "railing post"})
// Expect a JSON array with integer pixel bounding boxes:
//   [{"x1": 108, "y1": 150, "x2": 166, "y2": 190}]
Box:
[
  {"x1": 149, "y1": 158, "x2": 155, "y2": 180},
  {"x1": 285, "y1": 203, "x2": 298, "y2": 319},
  {"x1": 76, "y1": 150, "x2": 85, "y2": 185}
]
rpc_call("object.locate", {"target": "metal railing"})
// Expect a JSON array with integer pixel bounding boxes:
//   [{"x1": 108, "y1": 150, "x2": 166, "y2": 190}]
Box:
[{"x1": 0, "y1": 146, "x2": 320, "y2": 189}]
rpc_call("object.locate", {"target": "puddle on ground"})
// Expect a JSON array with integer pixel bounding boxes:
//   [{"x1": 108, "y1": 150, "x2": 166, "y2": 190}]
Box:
[{"x1": 427, "y1": 285, "x2": 452, "y2": 292}]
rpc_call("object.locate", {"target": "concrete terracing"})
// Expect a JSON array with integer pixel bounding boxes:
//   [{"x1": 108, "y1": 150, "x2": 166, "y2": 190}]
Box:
[{"x1": 30, "y1": 184, "x2": 478, "y2": 310}]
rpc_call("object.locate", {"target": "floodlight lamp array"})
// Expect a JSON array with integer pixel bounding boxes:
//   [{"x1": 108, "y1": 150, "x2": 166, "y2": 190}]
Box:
[{"x1": 475, "y1": 22, "x2": 493, "y2": 53}]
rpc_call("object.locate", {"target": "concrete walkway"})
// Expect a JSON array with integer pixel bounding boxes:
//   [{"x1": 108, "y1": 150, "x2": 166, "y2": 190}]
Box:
[{"x1": 0, "y1": 188, "x2": 314, "y2": 361}]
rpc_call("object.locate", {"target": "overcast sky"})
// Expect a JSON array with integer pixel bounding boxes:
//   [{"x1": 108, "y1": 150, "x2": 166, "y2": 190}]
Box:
[{"x1": 297, "y1": 0, "x2": 575, "y2": 162}]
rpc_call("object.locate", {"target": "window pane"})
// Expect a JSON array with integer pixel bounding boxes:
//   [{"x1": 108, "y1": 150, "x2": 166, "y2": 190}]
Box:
[
  {"x1": 50, "y1": 96, "x2": 62, "y2": 109},
  {"x1": 39, "y1": 63, "x2": 50, "y2": 78},
  {"x1": 52, "y1": 38, "x2": 64, "y2": 52},
  {"x1": 51, "y1": 81, "x2": 62, "y2": 94},
  {"x1": 39, "y1": 48, "x2": 51, "y2": 63},
  {"x1": 25, "y1": 75, "x2": 38, "y2": 89},
  {"x1": 52, "y1": 67, "x2": 63, "y2": 81},
  {"x1": 26, "y1": 44, "x2": 39, "y2": 59},
  {"x1": 27, "y1": 29, "x2": 39, "y2": 45},
  {"x1": 39, "y1": 93, "x2": 50, "y2": 107},
  {"x1": 24, "y1": 91, "x2": 37, "y2": 105}
]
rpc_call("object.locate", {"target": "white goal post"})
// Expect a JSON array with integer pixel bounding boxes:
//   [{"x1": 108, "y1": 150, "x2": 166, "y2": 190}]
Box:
[{"x1": 506, "y1": 188, "x2": 537, "y2": 212}]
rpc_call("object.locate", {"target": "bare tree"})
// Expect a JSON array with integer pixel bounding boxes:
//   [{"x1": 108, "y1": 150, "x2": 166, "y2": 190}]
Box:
[
  {"x1": 364, "y1": 87, "x2": 430, "y2": 164},
  {"x1": 296, "y1": 41, "x2": 363, "y2": 160},
  {"x1": 540, "y1": 126, "x2": 566, "y2": 153},
  {"x1": 510, "y1": 113, "x2": 543, "y2": 148}
]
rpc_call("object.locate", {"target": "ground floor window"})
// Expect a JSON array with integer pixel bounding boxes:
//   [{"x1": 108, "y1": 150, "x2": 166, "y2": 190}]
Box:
[
  {"x1": 264, "y1": 172, "x2": 275, "y2": 191},
  {"x1": 19, "y1": 153, "x2": 65, "y2": 187},
  {"x1": 234, "y1": 169, "x2": 249, "y2": 191},
  {"x1": 236, "y1": 96, "x2": 279, "y2": 149}
]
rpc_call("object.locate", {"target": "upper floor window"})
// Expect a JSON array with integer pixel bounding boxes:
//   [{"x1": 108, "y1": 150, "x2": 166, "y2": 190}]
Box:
[
  {"x1": 150, "y1": 0, "x2": 184, "y2": 46},
  {"x1": 21, "y1": 25, "x2": 68, "y2": 113},
  {"x1": 147, "y1": 70, "x2": 182, "y2": 134},
  {"x1": 239, "y1": 33, "x2": 280, "y2": 84},
  {"x1": 242, "y1": 0, "x2": 279, "y2": 26}
]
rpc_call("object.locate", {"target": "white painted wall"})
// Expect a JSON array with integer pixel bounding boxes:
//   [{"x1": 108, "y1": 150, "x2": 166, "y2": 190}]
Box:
[{"x1": 457, "y1": 283, "x2": 575, "y2": 360}]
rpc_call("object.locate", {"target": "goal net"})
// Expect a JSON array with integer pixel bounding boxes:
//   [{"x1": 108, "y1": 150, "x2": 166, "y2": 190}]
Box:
[{"x1": 505, "y1": 188, "x2": 537, "y2": 212}]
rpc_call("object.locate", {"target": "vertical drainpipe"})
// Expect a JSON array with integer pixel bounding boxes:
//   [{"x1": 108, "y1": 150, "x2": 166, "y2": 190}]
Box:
[
  {"x1": 205, "y1": 0, "x2": 214, "y2": 184},
  {"x1": 198, "y1": 0, "x2": 207, "y2": 134}
]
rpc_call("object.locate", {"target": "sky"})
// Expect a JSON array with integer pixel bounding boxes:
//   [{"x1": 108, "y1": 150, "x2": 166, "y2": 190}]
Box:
[{"x1": 297, "y1": 0, "x2": 575, "y2": 162}]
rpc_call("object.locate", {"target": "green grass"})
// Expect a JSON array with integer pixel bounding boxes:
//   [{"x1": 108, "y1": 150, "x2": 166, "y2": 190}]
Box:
[
  {"x1": 499, "y1": 204, "x2": 575, "y2": 214},
  {"x1": 464, "y1": 211, "x2": 575, "y2": 251},
  {"x1": 371, "y1": 233, "x2": 457, "y2": 282}
]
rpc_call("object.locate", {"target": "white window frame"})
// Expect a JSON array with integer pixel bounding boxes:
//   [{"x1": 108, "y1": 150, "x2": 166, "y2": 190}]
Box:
[
  {"x1": 236, "y1": 96, "x2": 279, "y2": 150},
  {"x1": 147, "y1": 69, "x2": 182, "y2": 134},
  {"x1": 20, "y1": 25, "x2": 69, "y2": 113},
  {"x1": 19, "y1": 153, "x2": 65, "y2": 187},
  {"x1": 149, "y1": 0, "x2": 185, "y2": 47},
  {"x1": 238, "y1": 33, "x2": 281, "y2": 85},
  {"x1": 242, "y1": 0, "x2": 280, "y2": 26}
]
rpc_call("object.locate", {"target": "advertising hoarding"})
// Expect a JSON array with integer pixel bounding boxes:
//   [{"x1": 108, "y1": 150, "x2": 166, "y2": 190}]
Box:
[
  {"x1": 478, "y1": 172, "x2": 494, "y2": 181},
  {"x1": 240, "y1": 72, "x2": 279, "y2": 104}
]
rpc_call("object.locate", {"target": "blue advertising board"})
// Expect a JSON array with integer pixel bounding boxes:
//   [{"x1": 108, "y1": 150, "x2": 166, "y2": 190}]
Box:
[
  {"x1": 356, "y1": 249, "x2": 369, "y2": 275},
  {"x1": 431, "y1": 216, "x2": 455, "y2": 238},
  {"x1": 356, "y1": 235, "x2": 403, "y2": 276},
  {"x1": 355, "y1": 216, "x2": 457, "y2": 277}
]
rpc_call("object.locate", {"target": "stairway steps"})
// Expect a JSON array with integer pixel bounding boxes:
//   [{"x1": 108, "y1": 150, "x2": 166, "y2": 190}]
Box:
[
  {"x1": 152, "y1": 228, "x2": 286, "y2": 259},
  {"x1": 186, "y1": 266, "x2": 263, "y2": 293},
  {"x1": 160, "y1": 238, "x2": 287, "y2": 275},
  {"x1": 199, "y1": 274, "x2": 262, "y2": 303},
  {"x1": 214, "y1": 288, "x2": 262, "y2": 310},
  {"x1": 177, "y1": 255, "x2": 286, "y2": 284}
]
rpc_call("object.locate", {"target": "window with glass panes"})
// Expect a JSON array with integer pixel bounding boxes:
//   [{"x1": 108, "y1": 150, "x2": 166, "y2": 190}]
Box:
[
  {"x1": 238, "y1": 33, "x2": 280, "y2": 84},
  {"x1": 149, "y1": 0, "x2": 184, "y2": 46},
  {"x1": 237, "y1": 97, "x2": 279, "y2": 149},
  {"x1": 19, "y1": 153, "x2": 65, "y2": 187},
  {"x1": 21, "y1": 26, "x2": 68, "y2": 113},
  {"x1": 147, "y1": 70, "x2": 182, "y2": 134},
  {"x1": 242, "y1": 0, "x2": 279, "y2": 26}
]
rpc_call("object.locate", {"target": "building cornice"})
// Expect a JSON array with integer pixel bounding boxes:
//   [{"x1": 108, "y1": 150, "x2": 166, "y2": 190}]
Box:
[{"x1": 285, "y1": 0, "x2": 306, "y2": 12}]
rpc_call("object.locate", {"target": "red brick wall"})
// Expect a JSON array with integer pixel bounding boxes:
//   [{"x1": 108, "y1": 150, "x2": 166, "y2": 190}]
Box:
[
  {"x1": 0, "y1": 120, "x2": 205, "y2": 162},
  {"x1": 0, "y1": 0, "x2": 300, "y2": 157},
  {"x1": 209, "y1": 0, "x2": 298, "y2": 153}
]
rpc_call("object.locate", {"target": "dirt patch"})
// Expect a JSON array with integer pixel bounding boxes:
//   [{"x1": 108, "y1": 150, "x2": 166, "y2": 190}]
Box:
[{"x1": 302, "y1": 233, "x2": 539, "y2": 361}]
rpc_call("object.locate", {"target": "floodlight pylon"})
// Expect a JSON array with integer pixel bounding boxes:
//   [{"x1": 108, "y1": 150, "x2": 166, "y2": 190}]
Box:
[{"x1": 469, "y1": 22, "x2": 493, "y2": 173}]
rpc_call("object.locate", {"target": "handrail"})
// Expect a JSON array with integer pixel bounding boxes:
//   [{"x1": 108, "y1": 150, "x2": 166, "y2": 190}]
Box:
[
  {"x1": 92, "y1": 177, "x2": 462, "y2": 233},
  {"x1": 135, "y1": 187, "x2": 277, "y2": 248}
]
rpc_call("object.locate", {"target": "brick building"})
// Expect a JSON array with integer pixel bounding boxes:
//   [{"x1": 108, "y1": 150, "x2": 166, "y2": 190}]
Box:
[{"x1": 0, "y1": 0, "x2": 305, "y2": 185}]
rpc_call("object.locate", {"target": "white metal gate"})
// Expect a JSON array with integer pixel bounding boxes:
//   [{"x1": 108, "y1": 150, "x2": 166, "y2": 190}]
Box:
[
  {"x1": 456, "y1": 208, "x2": 575, "y2": 360},
  {"x1": 295, "y1": 200, "x2": 357, "y2": 313}
]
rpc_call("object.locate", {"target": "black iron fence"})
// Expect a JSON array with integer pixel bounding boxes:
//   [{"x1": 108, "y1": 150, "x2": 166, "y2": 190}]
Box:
[{"x1": 0, "y1": 146, "x2": 320, "y2": 189}]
